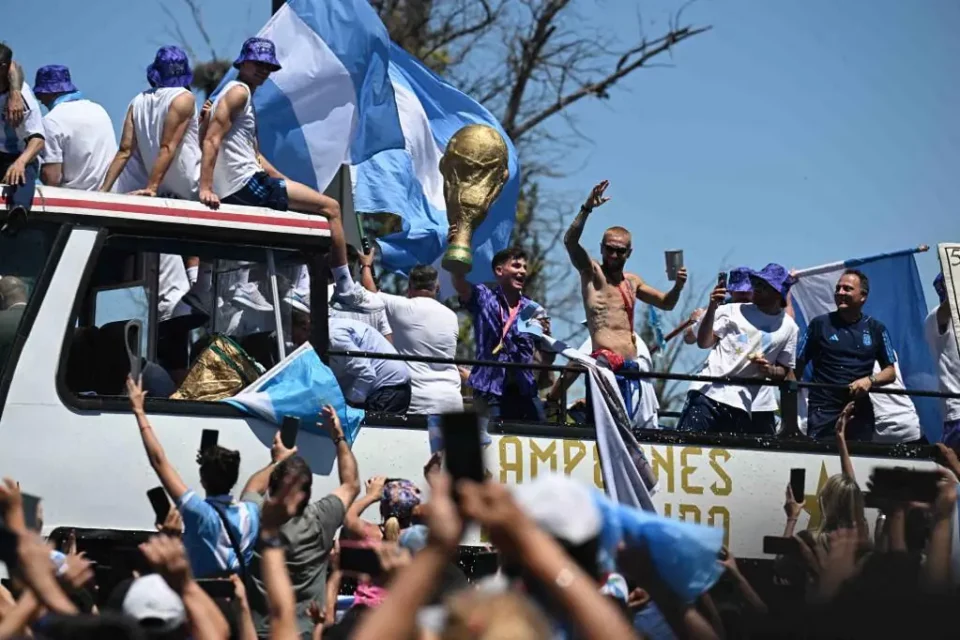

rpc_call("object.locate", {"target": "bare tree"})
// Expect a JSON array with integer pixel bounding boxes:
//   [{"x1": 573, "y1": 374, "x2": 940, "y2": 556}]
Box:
[{"x1": 157, "y1": 0, "x2": 231, "y2": 97}]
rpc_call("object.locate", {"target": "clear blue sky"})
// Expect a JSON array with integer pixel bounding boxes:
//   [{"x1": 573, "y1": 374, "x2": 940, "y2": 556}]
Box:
[{"x1": 7, "y1": 0, "x2": 958, "y2": 325}]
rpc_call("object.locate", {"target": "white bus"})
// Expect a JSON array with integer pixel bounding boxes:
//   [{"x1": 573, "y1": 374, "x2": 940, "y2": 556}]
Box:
[{"x1": 0, "y1": 186, "x2": 935, "y2": 568}]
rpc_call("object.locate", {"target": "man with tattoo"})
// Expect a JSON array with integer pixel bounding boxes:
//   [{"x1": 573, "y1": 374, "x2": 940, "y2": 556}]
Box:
[
  {"x1": 2, "y1": 49, "x2": 25, "y2": 128},
  {"x1": 563, "y1": 180, "x2": 687, "y2": 421}
]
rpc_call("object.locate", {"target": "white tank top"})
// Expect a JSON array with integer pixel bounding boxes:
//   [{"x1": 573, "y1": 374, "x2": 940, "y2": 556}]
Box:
[
  {"x1": 130, "y1": 88, "x2": 201, "y2": 200},
  {"x1": 211, "y1": 81, "x2": 261, "y2": 198}
]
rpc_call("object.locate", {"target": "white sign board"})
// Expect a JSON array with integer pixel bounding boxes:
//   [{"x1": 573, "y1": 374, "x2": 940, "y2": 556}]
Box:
[{"x1": 937, "y1": 243, "x2": 960, "y2": 360}]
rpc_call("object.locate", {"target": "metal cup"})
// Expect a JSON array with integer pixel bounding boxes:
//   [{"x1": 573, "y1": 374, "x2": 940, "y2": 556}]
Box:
[{"x1": 665, "y1": 249, "x2": 684, "y2": 281}]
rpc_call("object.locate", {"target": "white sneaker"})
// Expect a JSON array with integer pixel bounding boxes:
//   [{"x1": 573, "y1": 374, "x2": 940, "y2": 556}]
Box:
[
  {"x1": 330, "y1": 282, "x2": 385, "y2": 312},
  {"x1": 283, "y1": 290, "x2": 311, "y2": 313},
  {"x1": 232, "y1": 283, "x2": 273, "y2": 312}
]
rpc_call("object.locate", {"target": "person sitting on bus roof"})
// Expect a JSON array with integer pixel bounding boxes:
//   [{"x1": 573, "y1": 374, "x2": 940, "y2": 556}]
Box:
[
  {"x1": 126, "y1": 374, "x2": 276, "y2": 579},
  {"x1": 328, "y1": 316, "x2": 412, "y2": 413},
  {"x1": 198, "y1": 37, "x2": 338, "y2": 226},
  {"x1": 450, "y1": 246, "x2": 554, "y2": 423},
  {"x1": 0, "y1": 43, "x2": 45, "y2": 215},
  {"x1": 795, "y1": 269, "x2": 897, "y2": 441},
  {"x1": 100, "y1": 46, "x2": 200, "y2": 200},
  {"x1": 33, "y1": 65, "x2": 116, "y2": 191},
  {"x1": 678, "y1": 264, "x2": 799, "y2": 436}
]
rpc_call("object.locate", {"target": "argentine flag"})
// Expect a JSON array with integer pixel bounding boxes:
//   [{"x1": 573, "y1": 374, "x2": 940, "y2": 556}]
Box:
[
  {"x1": 225, "y1": 342, "x2": 365, "y2": 446},
  {"x1": 352, "y1": 43, "x2": 521, "y2": 285},
  {"x1": 215, "y1": 0, "x2": 405, "y2": 192},
  {"x1": 789, "y1": 247, "x2": 942, "y2": 441}
]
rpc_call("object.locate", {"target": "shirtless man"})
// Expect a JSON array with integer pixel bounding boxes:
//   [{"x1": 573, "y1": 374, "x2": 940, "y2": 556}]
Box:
[{"x1": 564, "y1": 180, "x2": 687, "y2": 367}]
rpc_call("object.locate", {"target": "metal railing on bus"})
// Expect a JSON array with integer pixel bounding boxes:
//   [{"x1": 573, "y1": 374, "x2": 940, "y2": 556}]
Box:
[{"x1": 323, "y1": 348, "x2": 958, "y2": 440}]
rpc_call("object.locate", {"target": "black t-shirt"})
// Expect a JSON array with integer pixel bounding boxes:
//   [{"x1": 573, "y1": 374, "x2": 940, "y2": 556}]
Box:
[{"x1": 796, "y1": 312, "x2": 896, "y2": 414}]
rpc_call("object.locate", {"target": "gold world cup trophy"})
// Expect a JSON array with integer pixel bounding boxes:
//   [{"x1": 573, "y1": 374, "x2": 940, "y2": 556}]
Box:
[{"x1": 440, "y1": 124, "x2": 510, "y2": 275}]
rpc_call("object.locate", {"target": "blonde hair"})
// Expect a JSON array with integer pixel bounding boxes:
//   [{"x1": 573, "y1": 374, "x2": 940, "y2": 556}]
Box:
[
  {"x1": 383, "y1": 516, "x2": 400, "y2": 542},
  {"x1": 816, "y1": 473, "x2": 867, "y2": 542},
  {"x1": 442, "y1": 592, "x2": 551, "y2": 640}
]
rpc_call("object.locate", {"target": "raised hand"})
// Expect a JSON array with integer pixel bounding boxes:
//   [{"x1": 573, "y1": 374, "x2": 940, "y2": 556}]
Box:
[
  {"x1": 126, "y1": 374, "x2": 147, "y2": 415},
  {"x1": 784, "y1": 483, "x2": 803, "y2": 520},
  {"x1": 60, "y1": 552, "x2": 95, "y2": 592},
  {"x1": 139, "y1": 535, "x2": 193, "y2": 594},
  {"x1": 261, "y1": 473, "x2": 307, "y2": 533},
  {"x1": 319, "y1": 405, "x2": 344, "y2": 440},
  {"x1": 271, "y1": 431, "x2": 297, "y2": 465},
  {"x1": 365, "y1": 475, "x2": 387, "y2": 498},
  {"x1": 156, "y1": 506, "x2": 184, "y2": 537},
  {"x1": 836, "y1": 402, "x2": 855, "y2": 442},
  {"x1": 582, "y1": 180, "x2": 611, "y2": 211}
]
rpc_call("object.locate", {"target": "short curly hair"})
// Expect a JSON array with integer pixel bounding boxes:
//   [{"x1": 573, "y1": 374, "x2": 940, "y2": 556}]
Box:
[{"x1": 196, "y1": 445, "x2": 241, "y2": 496}]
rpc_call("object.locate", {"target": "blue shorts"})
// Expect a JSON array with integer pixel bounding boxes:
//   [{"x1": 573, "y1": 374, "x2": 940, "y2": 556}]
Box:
[{"x1": 222, "y1": 172, "x2": 288, "y2": 211}]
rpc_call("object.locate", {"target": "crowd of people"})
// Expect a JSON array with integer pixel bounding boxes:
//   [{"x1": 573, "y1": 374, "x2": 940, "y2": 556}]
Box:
[{"x1": 3, "y1": 385, "x2": 960, "y2": 639}]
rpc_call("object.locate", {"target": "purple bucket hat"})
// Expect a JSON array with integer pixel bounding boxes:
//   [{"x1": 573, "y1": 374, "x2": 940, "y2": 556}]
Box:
[
  {"x1": 934, "y1": 273, "x2": 947, "y2": 304},
  {"x1": 751, "y1": 263, "x2": 795, "y2": 305},
  {"x1": 147, "y1": 46, "x2": 193, "y2": 89},
  {"x1": 33, "y1": 65, "x2": 77, "y2": 95},
  {"x1": 727, "y1": 267, "x2": 753, "y2": 293},
  {"x1": 380, "y1": 479, "x2": 421, "y2": 524},
  {"x1": 233, "y1": 37, "x2": 282, "y2": 71}
]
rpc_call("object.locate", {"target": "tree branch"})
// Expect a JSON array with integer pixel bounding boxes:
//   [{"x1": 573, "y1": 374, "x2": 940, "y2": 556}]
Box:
[{"x1": 511, "y1": 25, "x2": 711, "y2": 139}]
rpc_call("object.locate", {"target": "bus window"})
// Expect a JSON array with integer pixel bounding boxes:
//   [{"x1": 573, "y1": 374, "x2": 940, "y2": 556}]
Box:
[
  {"x1": 62, "y1": 233, "x2": 315, "y2": 403},
  {"x1": 0, "y1": 223, "x2": 63, "y2": 380}
]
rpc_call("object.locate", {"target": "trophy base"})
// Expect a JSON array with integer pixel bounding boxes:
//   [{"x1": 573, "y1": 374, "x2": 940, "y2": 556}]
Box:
[{"x1": 441, "y1": 244, "x2": 473, "y2": 276}]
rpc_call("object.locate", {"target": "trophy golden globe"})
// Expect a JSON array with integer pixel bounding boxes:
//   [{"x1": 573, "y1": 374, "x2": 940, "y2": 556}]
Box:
[{"x1": 440, "y1": 124, "x2": 510, "y2": 275}]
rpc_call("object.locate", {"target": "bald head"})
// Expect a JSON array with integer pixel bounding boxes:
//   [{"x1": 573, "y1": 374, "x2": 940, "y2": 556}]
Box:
[
  {"x1": 600, "y1": 226, "x2": 632, "y2": 271},
  {"x1": 0, "y1": 276, "x2": 27, "y2": 308}
]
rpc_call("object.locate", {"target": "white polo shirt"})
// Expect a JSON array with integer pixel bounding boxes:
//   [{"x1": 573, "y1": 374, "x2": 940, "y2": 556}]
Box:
[
  {"x1": 41, "y1": 97, "x2": 117, "y2": 190},
  {"x1": 0, "y1": 84, "x2": 44, "y2": 156},
  {"x1": 377, "y1": 292, "x2": 463, "y2": 414},
  {"x1": 328, "y1": 317, "x2": 410, "y2": 405}
]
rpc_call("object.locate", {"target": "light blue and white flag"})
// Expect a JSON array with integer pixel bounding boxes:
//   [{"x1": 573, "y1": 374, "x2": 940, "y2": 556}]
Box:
[
  {"x1": 352, "y1": 43, "x2": 521, "y2": 285},
  {"x1": 224, "y1": 342, "x2": 365, "y2": 445},
  {"x1": 790, "y1": 247, "x2": 942, "y2": 441},
  {"x1": 214, "y1": 0, "x2": 404, "y2": 191}
]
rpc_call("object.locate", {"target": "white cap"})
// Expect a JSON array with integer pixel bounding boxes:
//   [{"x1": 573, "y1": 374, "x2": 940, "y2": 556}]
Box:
[
  {"x1": 122, "y1": 574, "x2": 186, "y2": 632},
  {"x1": 513, "y1": 474, "x2": 601, "y2": 546}
]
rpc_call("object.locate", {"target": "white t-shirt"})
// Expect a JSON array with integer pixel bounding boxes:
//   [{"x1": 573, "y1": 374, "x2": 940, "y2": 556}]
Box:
[
  {"x1": 211, "y1": 81, "x2": 261, "y2": 198},
  {"x1": 129, "y1": 88, "x2": 201, "y2": 199},
  {"x1": 690, "y1": 303, "x2": 798, "y2": 414},
  {"x1": 378, "y1": 293, "x2": 463, "y2": 414},
  {"x1": 925, "y1": 308, "x2": 960, "y2": 422},
  {"x1": 870, "y1": 359, "x2": 922, "y2": 443},
  {"x1": 0, "y1": 84, "x2": 44, "y2": 155},
  {"x1": 40, "y1": 98, "x2": 117, "y2": 191},
  {"x1": 692, "y1": 313, "x2": 779, "y2": 413},
  {"x1": 157, "y1": 254, "x2": 191, "y2": 322},
  {"x1": 330, "y1": 305, "x2": 392, "y2": 339}
]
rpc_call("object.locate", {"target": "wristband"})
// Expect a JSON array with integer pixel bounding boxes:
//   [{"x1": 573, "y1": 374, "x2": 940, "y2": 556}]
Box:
[
  {"x1": 868, "y1": 374, "x2": 877, "y2": 385},
  {"x1": 260, "y1": 534, "x2": 284, "y2": 549},
  {"x1": 332, "y1": 435, "x2": 346, "y2": 446}
]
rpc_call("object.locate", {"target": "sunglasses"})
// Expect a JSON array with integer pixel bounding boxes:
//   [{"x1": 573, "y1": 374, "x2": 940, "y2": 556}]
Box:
[{"x1": 602, "y1": 244, "x2": 630, "y2": 256}]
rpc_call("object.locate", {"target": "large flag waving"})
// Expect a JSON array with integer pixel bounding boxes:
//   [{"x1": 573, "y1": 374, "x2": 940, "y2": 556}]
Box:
[
  {"x1": 352, "y1": 43, "x2": 521, "y2": 284},
  {"x1": 790, "y1": 247, "x2": 942, "y2": 441},
  {"x1": 215, "y1": 0, "x2": 405, "y2": 191}
]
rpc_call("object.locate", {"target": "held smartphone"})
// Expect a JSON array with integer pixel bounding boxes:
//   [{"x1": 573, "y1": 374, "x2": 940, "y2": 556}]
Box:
[
  {"x1": 869, "y1": 467, "x2": 940, "y2": 504},
  {"x1": 789, "y1": 468, "x2": 805, "y2": 503},
  {"x1": 0, "y1": 526, "x2": 18, "y2": 570},
  {"x1": 124, "y1": 320, "x2": 142, "y2": 381},
  {"x1": 439, "y1": 412, "x2": 485, "y2": 484},
  {"x1": 280, "y1": 416, "x2": 300, "y2": 450},
  {"x1": 200, "y1": 429, "x2": 219, "y2": 453},
  {"x1": 20, "y1": 493, "x2": 41, "y2": 532},
  {"x1": 147, "y1": 486, "x2": 171, "y2": 524},
  {"x1": 763, "y1": 536, "x2": 800, "y2": 556},
  {"x1": 717, "y1": 271, "x2": 728, "y2": 290},
  {"x1": 339, "y1": 541, "x2": 383, "y2": 576}
]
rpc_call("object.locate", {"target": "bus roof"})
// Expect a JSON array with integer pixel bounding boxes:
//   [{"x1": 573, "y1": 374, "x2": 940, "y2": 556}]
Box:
[{"x1": 7, "y1": 186, "x2": 331, "y2": 238}]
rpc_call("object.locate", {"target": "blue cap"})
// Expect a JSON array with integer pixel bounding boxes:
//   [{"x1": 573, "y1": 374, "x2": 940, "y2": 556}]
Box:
[
  {"x1": 147, "y1": 46, "x2": 193, "y2": 89},
  {"x1": 33, "y1": 65, "x2": 77, "y2": 95},
  {"x1": 233, "y1": 37, "x2": 282, "y2": 71}
]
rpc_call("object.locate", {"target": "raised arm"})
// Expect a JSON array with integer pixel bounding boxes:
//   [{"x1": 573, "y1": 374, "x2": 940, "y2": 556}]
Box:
[
  {"x1": 100, "y1": 106, "x2": 137, "y2": 192},
  {"x1": 4, "y1": 61, "x2": 25, "y2": 128},
  {"x1": 319, "y1": 405, "x2": 361, "y2": 510},
  {"x1": 126, "y1": 375, "x2": 189, "y2": 501},
  {"x1": 343, "y1": 476, "x2": 386, "y2": 539},
  {"x1": 132, "y1": 92, "x2": 196, "y2": 197},
  {"x1": 241, "y1": 432, "x2": 297, "y2": 496},
  {"x1": 696, "y1": 283, "x2": 727, "y2": 349},
  {"x1": 199, "y1": 85, "x2": 247, "y2": 210},
  {"x1": 357, "y1": 246, "x2": 378, "y2": 293},
  {"x1": 834, "y1": 402, "x2": 856, "y2": 482},
  {"x1": 564, "y1": 181, "x2": 609, "y2": 274},
  {"x1": 258, "y1": 476, "x2": 307, "y2": 640},
  {"x1": 636, "y1": 268, "x2": 687, "y2": 311}
]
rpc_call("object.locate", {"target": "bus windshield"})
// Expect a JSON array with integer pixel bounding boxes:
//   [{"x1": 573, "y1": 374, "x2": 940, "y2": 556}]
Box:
[{"x1": 0, "y1": 223, "x2": 62, "y2": 379}]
